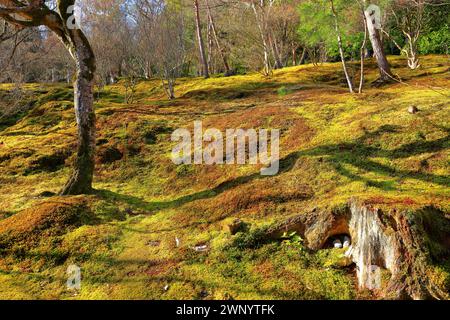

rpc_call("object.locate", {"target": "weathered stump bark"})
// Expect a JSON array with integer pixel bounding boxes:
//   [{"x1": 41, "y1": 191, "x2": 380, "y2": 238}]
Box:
[{"x1": 267, "y1": 198, "x2": 450, "y2": 300}]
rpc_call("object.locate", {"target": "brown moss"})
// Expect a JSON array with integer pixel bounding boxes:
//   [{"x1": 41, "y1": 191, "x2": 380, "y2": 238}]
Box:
[
  {"x1": 0, "y1": 197, "x2": 92, "y2": 249},
  {"x1": 179, "y1": 179, "x2": 313, "y2": 225}
]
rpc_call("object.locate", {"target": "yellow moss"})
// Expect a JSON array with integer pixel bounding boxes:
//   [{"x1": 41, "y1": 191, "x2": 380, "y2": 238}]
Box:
[{"x1": 0, "y1": 55, "x2": 448, "y2": 299}]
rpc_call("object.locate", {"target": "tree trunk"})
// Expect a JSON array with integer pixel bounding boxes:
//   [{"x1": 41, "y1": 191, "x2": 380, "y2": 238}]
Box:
[
  {"x1": 292, "y1": 43, "x2": 297, "y2": 66},
  {"x1": 299, "y1": 47, "x2": 307, "y2": 65},
  {"x1": 168, "y1": 78, "x2": 175, "y2": 100},
  {"x1": 330, "y1": 0, "x2": 354, "y2": 93},
  {"x1": 207, "y1": 16, "x2": 213, "y2": 74},
  {"x1": 66, "y1": 69, "x2": 71, "y2": 84},
  {"x1": 364, "y1": 5, "x2": 393, "y2": 82},
  {"x1": 60, "y1": 30, "x2": 96, "y2": 195},
  {"x1": 359, "y1": 5, "x2": 368, "y2": 93},
  {"x1": 144, "y1": 60, "x2": 153, "y2": 79},
  {"x1": 205, "y1": 0, "x2": 231, "y2": 76},
  {"x1": 194, "y1": 0, "x2": 209, "y2": 78},
  {"x1": 251, "y1": 2, "x2": 271, "y2": 76},
  {"x1": 270, "y1": 32, "x2": 283, "y2": 69},
  {"x1": 51, "y1": 68, "x2": 56, "y2": 83},
  {"x1": 406, "y1": 34, "x2": 420, "y2": 69},
  {"x1": 162, "y1": 69, "x2": 176, "y2": 100}
]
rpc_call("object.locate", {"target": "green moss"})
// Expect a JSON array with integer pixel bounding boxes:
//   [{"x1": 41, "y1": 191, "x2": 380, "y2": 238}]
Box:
[
  {"x1": 315, "y1": 248, "x2": 352, "y2": 268},
  {"x1": 0, "y1": 55, "x2": 448, "y2": 299},
  {"x1": 227, "y1": 226, "x2": 271, "y2": 251}
]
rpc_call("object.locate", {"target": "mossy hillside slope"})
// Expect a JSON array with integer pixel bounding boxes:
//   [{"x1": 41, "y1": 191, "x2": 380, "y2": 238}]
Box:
[{"x1": 0, "y1": 55, "x2": 448, "y2": 299}]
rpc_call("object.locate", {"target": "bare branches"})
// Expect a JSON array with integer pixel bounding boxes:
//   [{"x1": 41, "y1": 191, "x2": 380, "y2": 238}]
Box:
[
  {"x1": 0, "y1": 1, "x2": 49, "y2": 27},
  {"x1": 0, "y1": 0, "x2": 69, "y2": 41},
  {"x1": 383, "y1": 0, "x2": 438, "y2": 69}
]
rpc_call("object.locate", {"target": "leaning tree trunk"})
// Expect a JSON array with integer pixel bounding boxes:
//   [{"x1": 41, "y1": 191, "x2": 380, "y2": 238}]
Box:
[
  {"x1": 60, "y1": 29, "x2": 96, "y2": 195},
  {"x1": 364, "y1": 5, "x2": 393, "y2": 82},
  {"x1": 205, "y1": 0, "x2": 231, "y2": 76},
  {"x1": 270, "y1": 32, "x2": 283, "y2": 69},
  {"x1": 299, "y1": 48, "x2": 307, "y2": 65}
]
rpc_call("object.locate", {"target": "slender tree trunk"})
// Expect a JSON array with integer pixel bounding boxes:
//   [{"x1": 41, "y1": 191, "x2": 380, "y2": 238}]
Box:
[
  {"x1": 194, "y1": 0, "x2": 209, "y2": 78},
  {"x1": 359, "y1": 5, "x2": 368, "y2": 93},
  {"x1": 51, "y1": 68, "x2": 56, "y2": 83},
  {"x1": 61, "y1": 30, "x2": 96, "y2": 195},
  {"x1": 144, "y1": 60, "x2": 153, "y2": 79},
  {"x1": 162, "y1": 68, "x2": 176, "y2": 100},
  {"x1": 292, "y1": 42, "x2": 297, "y2": 66},
  {"x1": 251, "y1": 2, "x2": 271, "y2": 76},
  {"x1": 206, "y1": 13, "x2": 213, "y2": 74},
  {"x1": 364, "y1": 3, "x2": 393, "y2": 82},
  {"x1": 66, "y1": 69, "x2": 71, "y2": 84},
  {"x1": 262, "y1": 40, "x2": 271, "y2": 76},
  {"x1": 299, "y1": 47, "x2": 307, "y2": 65},
  {"x1": 205, "y1": 0, "x2": 231, "y2": 75},
  {"x1": 270, "y1": 32, "x2": 283, "y2": 69},
  {"x1": 168, "y1": 79, "x2": 175, "y2": 100},
  {"x1": 406, "y1": 34, "x2": 420, "y2": 69},
  {"x1": 330, "y1": 0, "x2": 354, "y2": 93}
]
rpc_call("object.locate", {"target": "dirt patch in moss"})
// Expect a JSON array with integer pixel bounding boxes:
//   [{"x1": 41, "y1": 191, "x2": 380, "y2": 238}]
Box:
[
  {"x1": 24, "y1": 149, "x2": 72, "y2": 174},
  {"x1": 96, "y1": 146, "x2": 123, "y2": 164}
]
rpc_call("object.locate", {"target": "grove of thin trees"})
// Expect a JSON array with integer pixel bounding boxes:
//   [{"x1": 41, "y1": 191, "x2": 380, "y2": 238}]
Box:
[{"x1": 2, "y1": 1, "x2": 448, "y2": 86}]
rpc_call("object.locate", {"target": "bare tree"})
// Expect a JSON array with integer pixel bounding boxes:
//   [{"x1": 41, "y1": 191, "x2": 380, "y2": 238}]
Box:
[
  {"x1": 84, "y1": 0, "x2": 132, "y2": 84},
  {"x1": 383, "y1": 0, "x2": 442, "y2": 70},
  {"x1": 134, "y1": 0, "x2": 162, "y2": 79},
  {"x1": 0, "y1": 0, "x2": 96, "y2": 195},
  {"x1": 330, "y1": 0, "x2": 354, "y2": 93},
  {"x1": 269, "y1": 2, "x2": 301, "y2": 67},
  {"x1": 155, "y1": 8, "x2": 187, "y2": 100},
  {"x1": 205, "y1": 0, "x2": 232, "y2": 75},
  {"x1": 248, "y1": 0, "x2": 275, "y2": 76},
  {"x1": 134, "y1": 0, "x2": 187, "y2": 99},
  {"x1": 194, "y1": 0, "x2": 209, "y2": 78}
]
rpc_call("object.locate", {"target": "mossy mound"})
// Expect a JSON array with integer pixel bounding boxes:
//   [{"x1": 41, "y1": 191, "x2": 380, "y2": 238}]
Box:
[{"x1": 0, "y1": 197, "x2": 93, "y2": 250}]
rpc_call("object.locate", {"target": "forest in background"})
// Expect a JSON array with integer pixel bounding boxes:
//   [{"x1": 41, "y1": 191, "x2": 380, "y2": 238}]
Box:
[{"x1": 1, "y1": 0, "x2": 449, "y2": 92}]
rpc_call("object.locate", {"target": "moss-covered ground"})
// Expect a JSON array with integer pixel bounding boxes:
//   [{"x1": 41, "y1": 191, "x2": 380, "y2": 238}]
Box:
[{"x1": 0, "y1": 55, "x2": 448, "y2": 299}]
